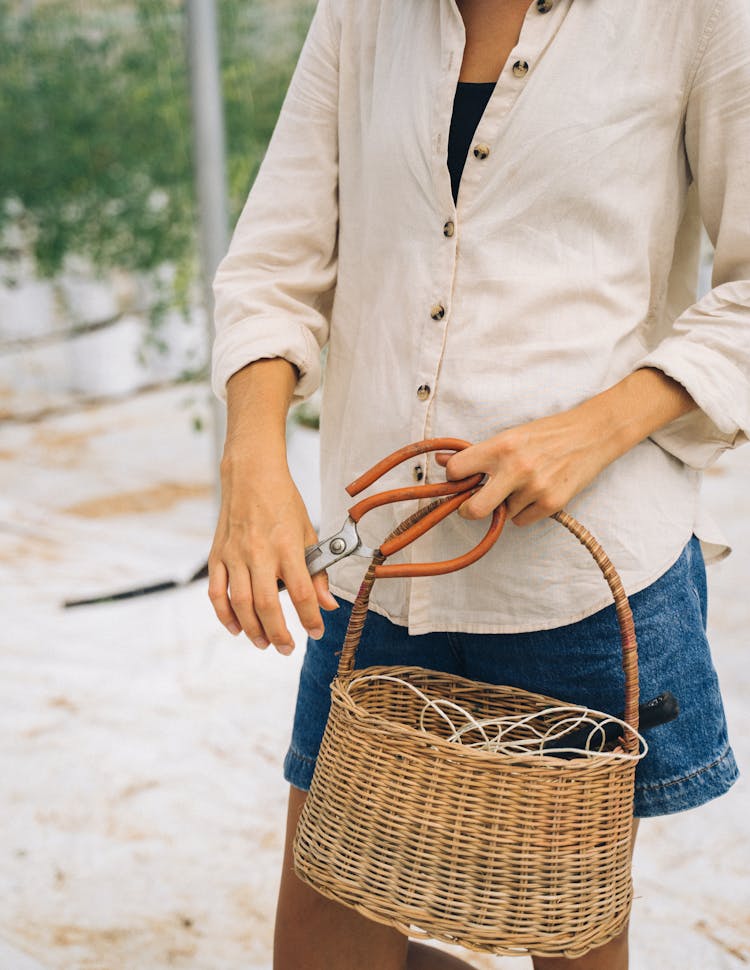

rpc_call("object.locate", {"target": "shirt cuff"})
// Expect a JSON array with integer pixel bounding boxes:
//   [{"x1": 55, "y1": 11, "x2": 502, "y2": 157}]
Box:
[
  {"x1": 210, "y1": 315, "x2": 322, "y2": 405},
  {"x1": 635, "y1": 339, "x2": 749, "y2": 469}
]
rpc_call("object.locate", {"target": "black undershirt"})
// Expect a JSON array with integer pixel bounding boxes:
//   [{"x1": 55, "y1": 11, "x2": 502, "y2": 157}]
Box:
[{"x1": 447, "y1": 81, "x2": 496, "y2": 204}]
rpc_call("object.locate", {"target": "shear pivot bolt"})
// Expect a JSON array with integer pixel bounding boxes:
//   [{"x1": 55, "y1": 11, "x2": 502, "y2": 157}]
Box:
[{"x1": 329, "y1": 538, "x2": 346, "y2": 555}]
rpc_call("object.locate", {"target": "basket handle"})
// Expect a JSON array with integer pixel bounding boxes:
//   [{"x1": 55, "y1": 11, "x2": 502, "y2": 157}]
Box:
[
  {"x1": 337, "y1": 506, "x2": 640, "y2": 752},
  {"x1": 550, "y1": 511, "x2": 640, "y2": 749}
]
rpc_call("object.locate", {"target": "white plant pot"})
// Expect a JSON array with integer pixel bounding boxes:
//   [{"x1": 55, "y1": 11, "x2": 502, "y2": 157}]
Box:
[{"x1": 66, "y1": 316, "x2": 146, "y2": 397}]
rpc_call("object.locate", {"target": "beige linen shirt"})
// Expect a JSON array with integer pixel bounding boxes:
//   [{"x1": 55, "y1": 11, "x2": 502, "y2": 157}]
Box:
[{"x1": 212, "y1": 0, "x2": 750, "y2": 633}]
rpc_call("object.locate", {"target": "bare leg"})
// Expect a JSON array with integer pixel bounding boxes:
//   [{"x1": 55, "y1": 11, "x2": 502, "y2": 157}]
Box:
[
  {"x1": 532, "y1": 819, "x2": 641, "y2": 970},
  {"x1": 274, "y1": 785, "x2": 638, "y2": 970},
  {"x1": 274, "y1": 786, "x2": 480, "y2": 970},
  {"x1": 274, "y1": 785, "x2": 409, "y2": 970}
]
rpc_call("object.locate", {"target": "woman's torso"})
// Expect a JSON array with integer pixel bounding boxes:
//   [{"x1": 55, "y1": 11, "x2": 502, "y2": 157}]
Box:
[{"x1": 320, "y1": 0, "x2": 726, "y2": 632}]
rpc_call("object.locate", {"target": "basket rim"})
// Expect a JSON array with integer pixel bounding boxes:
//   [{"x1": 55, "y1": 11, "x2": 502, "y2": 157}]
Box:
[
  {"x1": 334, "y1": 663, "x2": 647, "y2": 768},
  {"x1": 337, "y1": 505, "x2": 643, "y2": 753}
]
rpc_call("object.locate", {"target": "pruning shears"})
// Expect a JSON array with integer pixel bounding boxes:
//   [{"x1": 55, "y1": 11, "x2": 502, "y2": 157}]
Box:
[{"x1": 278, "y1": 437, "x2": 507, "y2": 590}]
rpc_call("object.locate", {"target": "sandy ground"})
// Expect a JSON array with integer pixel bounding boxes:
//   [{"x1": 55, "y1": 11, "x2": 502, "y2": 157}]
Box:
[{"x1": 0, "y1": 385, "x2": 748, "y2": 970}]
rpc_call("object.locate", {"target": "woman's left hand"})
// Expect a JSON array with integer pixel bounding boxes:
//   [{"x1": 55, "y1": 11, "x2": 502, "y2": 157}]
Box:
[
  {"x1": 435, "y1": 410, "x2": 614, "y2": 527},
  {"x1": 435, "y1": 368, "x2": 697, "y2": 527}
]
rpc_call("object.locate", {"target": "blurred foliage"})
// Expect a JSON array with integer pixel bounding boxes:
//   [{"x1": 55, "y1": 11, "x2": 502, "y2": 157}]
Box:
[{"x1": 0, "y1": 0, "x2": 313, "y2": 311}]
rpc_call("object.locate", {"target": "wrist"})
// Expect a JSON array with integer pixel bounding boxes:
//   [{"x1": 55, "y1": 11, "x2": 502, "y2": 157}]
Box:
[
  {"x1": 576, "y1": 368, "x2": 697, "y2": 462},
  {"x1": 220, "y1": 434, "x2": 288, "y2": 474},
  {"x1": 224, "y1": 357, "x2": 298, "y2": 452},
  {"x1": 580, "y1": 384, "x2": 643, "y2": 460}
]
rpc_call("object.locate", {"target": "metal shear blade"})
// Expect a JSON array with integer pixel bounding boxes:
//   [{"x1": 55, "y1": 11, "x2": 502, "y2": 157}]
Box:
[{"x1": 304, "y1": 517, "x2": 377, "y2": 577}]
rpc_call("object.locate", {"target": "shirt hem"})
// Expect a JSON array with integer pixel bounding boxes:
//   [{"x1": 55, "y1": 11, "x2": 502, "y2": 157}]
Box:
[{"x1": 328, "y1": 539, "x2": 692, "y2": 635}]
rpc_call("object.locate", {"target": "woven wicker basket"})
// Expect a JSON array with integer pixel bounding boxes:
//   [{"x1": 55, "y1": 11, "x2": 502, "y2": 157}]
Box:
[{"x1": 293, "y1": 506, "x2": 645, "y2": 960}]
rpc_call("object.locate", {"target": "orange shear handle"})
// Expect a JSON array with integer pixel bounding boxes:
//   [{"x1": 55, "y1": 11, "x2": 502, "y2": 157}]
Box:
[{"x1": 345, "y1": 438, "x2": 507, "y2": 578}]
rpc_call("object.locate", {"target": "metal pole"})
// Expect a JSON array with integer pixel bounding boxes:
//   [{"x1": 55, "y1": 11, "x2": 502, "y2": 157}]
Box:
[{"x1": 185, "y1": 0, "x2": 229, "y2": 504}]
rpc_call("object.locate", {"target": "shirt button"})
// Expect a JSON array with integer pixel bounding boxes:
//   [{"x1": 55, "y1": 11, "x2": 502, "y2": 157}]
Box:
[
  {"x1": 443, "y1": 220, "x2": 455, "y2": 237},
  {"x1": 413, "y1": 464, "x2": 424, "y2": 483},
  {"x1": 473, "y1": 143, "x2": 490, "y2": 160},
  {"x1": 512, "y1": 60, "x2": 529, "y2": 77},
  {"x1": 537, "y1": 0, "x2": 553, "y2": 11},
  {"x1": 416, "y1": 384, "x2": 431, "y2": 401},
  {"x1": 430, "y1": 303, "x2": 446, "y2": 320}
]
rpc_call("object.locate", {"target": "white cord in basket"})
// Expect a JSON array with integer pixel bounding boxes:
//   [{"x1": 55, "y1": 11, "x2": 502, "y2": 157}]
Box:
[{"x1": 348, "y1": 673, "x2": 647, "y2": 760}]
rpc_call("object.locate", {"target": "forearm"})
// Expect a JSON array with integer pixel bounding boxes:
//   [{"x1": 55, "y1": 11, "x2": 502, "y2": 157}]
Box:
[
  {"x1": 574, "y1": 367, "x2": 698, "y2": 465},
  {"x1": 439, "y1": 367, "x2": 700, "y2": 525},
  {"x1": 222, "y1": 358, "x2": 299, "y2": 460}
]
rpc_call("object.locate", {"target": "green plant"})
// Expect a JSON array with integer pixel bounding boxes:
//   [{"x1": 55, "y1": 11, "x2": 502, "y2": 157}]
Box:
[{"x1": 0, "y1": 0, "x2": 313, "y2": 313}]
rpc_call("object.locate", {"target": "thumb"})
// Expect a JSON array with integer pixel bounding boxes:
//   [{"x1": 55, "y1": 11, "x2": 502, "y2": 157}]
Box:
[
  {"x1": 303, "y1": 517, "x2": 339, "y2": 612},
  {"x1": 312, "y1": 570, "x2": 339, "y2": 611}
]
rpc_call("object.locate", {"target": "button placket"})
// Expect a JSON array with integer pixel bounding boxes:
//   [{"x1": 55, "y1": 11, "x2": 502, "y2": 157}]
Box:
[
  {"x1": 413, "y1": 204, "x2": 457, "y2": 487},
  {"x1": 457, "y1": 0, "x2": 570, "y2": 209},
  {"x1": 412, "y1": 8, "x2": 465, "y2": 635},
  {"x1": 419, "y1": 41, "x2": 465, "y2": 466},
  {"x1": 431, "y1": 4, "x2": 463, "y2": 221}
]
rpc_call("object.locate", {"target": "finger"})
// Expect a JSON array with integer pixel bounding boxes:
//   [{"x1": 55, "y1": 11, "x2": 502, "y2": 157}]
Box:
[
  {"x1": 452, "y1": 445, "x2": 491, "y2": 481},
  {"x1": 226, "y1": 561, "x2": 270, "y2": 650},
  {"x1": 504, "y1": 489, "x2": 534, "y2": 521},
  {"x1": 207, "y1": 559, "x2": 242, "y2": 636},
  {"x1": 457, "y1": 478, "x2": 509, "y2": 520},
  {"x1": 250, "y1": 568, "x2": 296, "y2": 655},
  {"x1": 511, "y1": 496, "x2": 563, "y2": 527},
  {"x1": 312, "y1": 570, "x2": 339, "y2": 611},
  {"x1": 511, "y1": 503, "x2": 548, "y2": 527},
  {"x1": 305, "y1": 518, "x2": 339, "y2": 611},
  {"x1": 457, "y1": 493, "x2": 490, "y2": 520},
  {"x1": 434, "y1": 448, "x2": 481, "y2": 480},
  {"x1": 300, "y1": 519, "x2": 338, "y2": 613},
  {"x1": 279, "y1": 554, "x2": 326, "y2": 641}
]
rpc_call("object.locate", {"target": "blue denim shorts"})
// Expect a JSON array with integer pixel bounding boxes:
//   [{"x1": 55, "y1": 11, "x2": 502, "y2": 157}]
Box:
[{"x1": 284, "y1": 536, "x2": 738, "y2": 817}]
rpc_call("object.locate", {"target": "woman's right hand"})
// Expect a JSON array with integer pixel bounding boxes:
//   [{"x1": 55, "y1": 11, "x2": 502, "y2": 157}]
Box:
[{"x1": 207, "y1": 444, "x2": 339, "y2": 655}]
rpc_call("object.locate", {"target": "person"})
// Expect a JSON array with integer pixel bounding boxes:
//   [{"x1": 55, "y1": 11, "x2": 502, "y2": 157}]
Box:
[{"x1": 207, "y1": 1, "x2": 749, "y2": 967}]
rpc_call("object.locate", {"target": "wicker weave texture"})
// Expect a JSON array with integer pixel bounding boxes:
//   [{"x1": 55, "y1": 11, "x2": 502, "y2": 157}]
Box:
[
  {"x1": 295, "y1": 665, "x2": 636, "y2": 957},
  {"x1": 293, "y1": 508, "x2": 643, "y2": 958}
]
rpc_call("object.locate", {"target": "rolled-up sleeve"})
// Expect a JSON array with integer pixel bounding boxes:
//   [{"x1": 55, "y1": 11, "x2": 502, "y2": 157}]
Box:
[
  {"x1": 211, "y1": 0, "x2": 339, "y2": 404},
  {"x1": 635, "y1": 0, "x2": 750, "y2": 468}
]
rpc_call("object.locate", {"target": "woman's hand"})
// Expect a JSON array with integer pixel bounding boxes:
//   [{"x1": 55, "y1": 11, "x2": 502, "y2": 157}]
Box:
[
  {"x1": 435, "y1": 409, "x2": 612, "y2": 527},
  {"x1": 208, "y1": 447, "x2": 338, "y2": 654},
  {"x1": 207, "y1": 359, "x2": 338, "y2": 655},
  {"x1": 435, "y1": 368, "x2": 697, "y2": 527}
]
